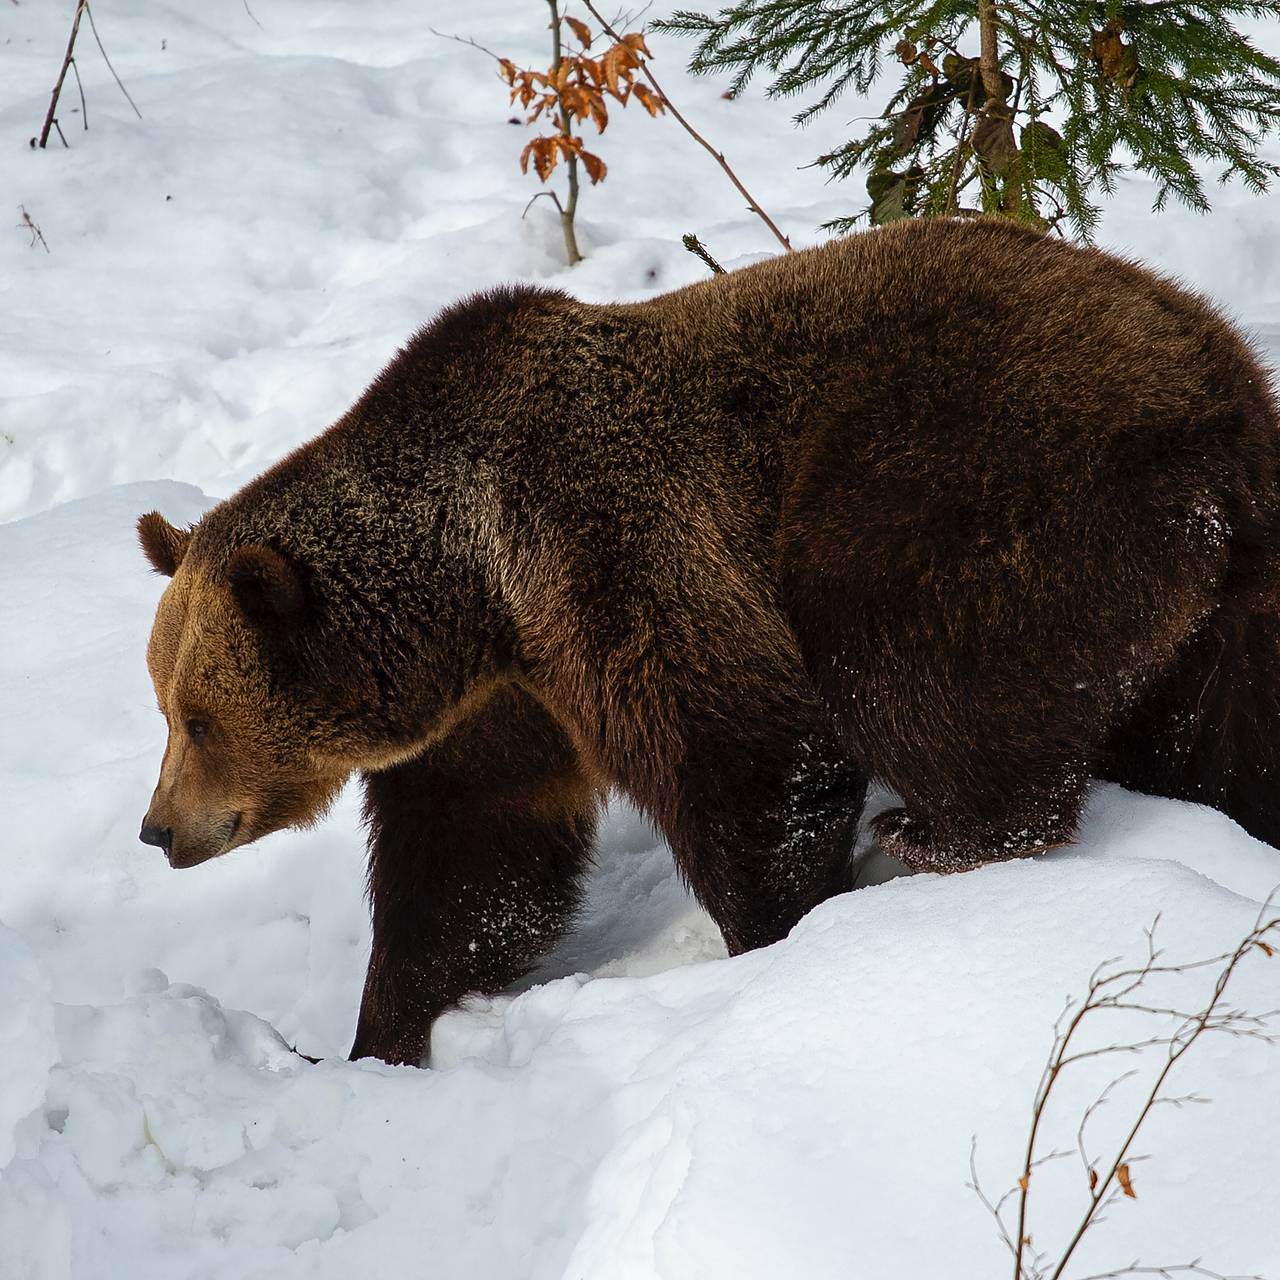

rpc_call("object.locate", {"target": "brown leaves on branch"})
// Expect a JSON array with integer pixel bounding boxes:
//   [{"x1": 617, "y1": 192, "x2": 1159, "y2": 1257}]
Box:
[
  {"x1": 500, "y1": 21, "x2": 665, "y2": 187},
  {"x1": 894, "y1": 37, "x2": 941, "y2": 79}
]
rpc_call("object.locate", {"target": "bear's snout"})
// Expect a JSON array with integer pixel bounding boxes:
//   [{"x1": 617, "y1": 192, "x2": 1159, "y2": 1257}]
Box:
[
  {"x1": 138, "y1": 822, "x2": 173, "y2": 856},
  {"x1": 138, "y1": 806, "x2": 241, "y2": 869}
]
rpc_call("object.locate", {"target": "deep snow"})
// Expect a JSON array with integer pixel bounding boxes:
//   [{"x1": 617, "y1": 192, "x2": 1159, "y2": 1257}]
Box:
[{"x1": 3, "y1": 3, "x2": 1280, "y2": 1277}]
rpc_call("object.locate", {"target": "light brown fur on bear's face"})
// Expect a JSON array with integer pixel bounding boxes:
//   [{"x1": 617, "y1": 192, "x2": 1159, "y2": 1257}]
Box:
[{"x1": 141, "y1": 556, "x2": 349, "y2": 869}]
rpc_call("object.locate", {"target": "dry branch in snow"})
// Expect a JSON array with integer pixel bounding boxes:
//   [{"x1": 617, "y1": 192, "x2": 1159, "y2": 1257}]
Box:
[{"x1": 971, "y1": 893, "x2": 1280, "y2": 1280}]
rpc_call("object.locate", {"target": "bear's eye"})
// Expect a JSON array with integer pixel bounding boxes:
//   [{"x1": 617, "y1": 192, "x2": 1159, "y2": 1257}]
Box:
[{"x1": 186, "y1": 718, "x2": 210, "y2": 743}]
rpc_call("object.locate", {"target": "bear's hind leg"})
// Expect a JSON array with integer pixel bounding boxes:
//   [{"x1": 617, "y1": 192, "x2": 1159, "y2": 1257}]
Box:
[
  {"x1": 871, "y1": 758, "x2": 1088, "y2": 873},
  {"x1": 1101, "y1": 611, "x2": 1280, "y2": 850},
  {"x1": 350, "y1": 684, "x2": 597, "y2": 1065}
]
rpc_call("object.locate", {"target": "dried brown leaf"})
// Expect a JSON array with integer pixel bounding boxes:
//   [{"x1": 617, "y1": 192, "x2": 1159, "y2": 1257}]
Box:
[
  {"x1": 559, "y1": 85, "x2": 588, "y2": 121},
  {"x1": 519, "y1": 136, "x2": 558, "y2": 181},
  {"x1": 588, "y1": 91, "x2": 608, "y2": 132},
  {"x1": 1091, "y1": 19, "x2": 1130, "y2": 80},
  {"x1": 564, "y1": 15, "x2": 593, "y2": 48},
  {"x1": 631, "y1": 83, "x2": 665, "y2": 117},
  {"x1": 973, "y1": 112, "x2": 1018, "y2": 174},
  {"x1": 601, "y1": 42, "x2": 640, "y2": 98}
]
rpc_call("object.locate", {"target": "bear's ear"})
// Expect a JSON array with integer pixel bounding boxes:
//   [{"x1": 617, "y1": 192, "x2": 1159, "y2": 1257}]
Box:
[
  {"x1": 137, "y1": 512, "x2": 191, "y2": 577},
  {"x1": 226, "y1": 544, "x2": 305, "y2": 625}
]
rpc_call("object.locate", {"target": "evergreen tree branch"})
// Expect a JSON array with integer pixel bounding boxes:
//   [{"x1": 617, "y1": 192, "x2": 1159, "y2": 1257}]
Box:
[{"x1": 658, "y1": 0, "x2": 1280, "y2": 236}]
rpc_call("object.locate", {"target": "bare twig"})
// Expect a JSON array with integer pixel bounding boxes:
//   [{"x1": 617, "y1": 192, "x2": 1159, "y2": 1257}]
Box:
[
  {"x1": 581, "y1": 0, "x2": 793, "y2": 253},
  {"x1": 35, "y1": 0, "x2": 87, "y2": 149},
  {"x1": 1072, "y1": 1264, "x2": 1263, "y2": 1280},
  {"x1": 969, "y1": 1137, "x2": 1021, "y2": 1264},
  {"x1": 18, "y1": 206, "x2": 50, "y2": 253},
  {"x1": 973, "y1": 893, "x2": 1280, "y2": 1280},
  {"x1": 242, "y1": 0, "x2": 264, "y2": 30},
  {"x1": 34, "y1": 0, "x2": 139, "y2": 150},
  {"x1": 428, "y1": 27, "x2": 503, "y2": 63},
  {"x1": 522, "y1": 189, "x2": 565, "y2": 218},
  {"x1": 83, "y1": 2, "x2": 142, "y2": 119},
  {"x1": 1076, "y1": 1071, "x2": 1138, "y2": 1183},
  {"x1": 70, "y1": 56, "x2": 87, "y2": 130},
  {"x1": 609, "y1": 2, "x2": 653, "y2": 29},
  {"x1": 681, "y1": 232, "x2": 724, "y2": 274},
  {"x1": 1046, "y1": 902, "x2": 1280, "y2": 1280}
]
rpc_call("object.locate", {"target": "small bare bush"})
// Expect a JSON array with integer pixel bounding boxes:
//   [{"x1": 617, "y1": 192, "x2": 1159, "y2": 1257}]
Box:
[{"x1": 971, "y1": 893, "x2": 1280, "y2": 1280}]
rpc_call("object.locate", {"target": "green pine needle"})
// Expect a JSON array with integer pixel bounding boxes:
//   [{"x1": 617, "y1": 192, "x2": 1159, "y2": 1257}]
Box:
[{"x1": 656, "y1": 0, "x2": 1280, "y2": 237}]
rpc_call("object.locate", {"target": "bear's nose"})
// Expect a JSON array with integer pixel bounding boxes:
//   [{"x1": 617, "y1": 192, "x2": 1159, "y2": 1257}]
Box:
[{"x1": 139, "y1": 822, "x2": 173, "y2": 854}]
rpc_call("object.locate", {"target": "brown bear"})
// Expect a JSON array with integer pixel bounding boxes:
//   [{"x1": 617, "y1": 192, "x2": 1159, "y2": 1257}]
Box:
[{"x1": 137, "y1": 217, "x2": 1280, "y2": 1066}]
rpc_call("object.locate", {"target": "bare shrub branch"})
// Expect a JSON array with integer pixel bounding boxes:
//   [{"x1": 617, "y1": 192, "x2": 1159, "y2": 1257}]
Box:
[
  {"x1": 34, "y1": 0, "x2": 139, "y2": 150},
  {"x1": 83, "y1": 2, "x2": 141, "y2": 120},
  {"x1": 970, "y1": 891, "x2": 1279, "y2": 1280},
  {"x1": 581, "y1": 0, "x2": 792, "y2": 252},
  {"x1": 17, "y1": 205, "x2": 50, "y2": 253},
  {"x1": 35, "y1": 0, "x2": 87, "y2": 149}
]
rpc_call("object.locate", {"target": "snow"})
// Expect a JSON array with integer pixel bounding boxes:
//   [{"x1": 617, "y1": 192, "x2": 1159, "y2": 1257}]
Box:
[{"x1": 3, "y1": 2, "x2": 1280, "y2": 1276}]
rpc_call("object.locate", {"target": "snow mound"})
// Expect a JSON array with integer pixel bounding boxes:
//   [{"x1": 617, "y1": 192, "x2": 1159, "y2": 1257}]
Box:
[
  {"x1": 2, "y1": 853, "x2": 1278, "y2": 1279},
  {"x1": 0, "y1": 928, "x2": 56, "y2": 1171}
]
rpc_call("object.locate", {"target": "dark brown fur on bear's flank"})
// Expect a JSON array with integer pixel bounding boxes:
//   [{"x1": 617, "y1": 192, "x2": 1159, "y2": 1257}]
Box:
[{"x1": 139, "y1": 217, "x2": 1280, "y2": 1066}]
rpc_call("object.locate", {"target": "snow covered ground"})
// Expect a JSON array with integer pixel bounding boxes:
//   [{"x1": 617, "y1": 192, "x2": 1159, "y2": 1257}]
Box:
[{"x1": 3, "y1": 3, "x2": 1280, "y2": 1276}]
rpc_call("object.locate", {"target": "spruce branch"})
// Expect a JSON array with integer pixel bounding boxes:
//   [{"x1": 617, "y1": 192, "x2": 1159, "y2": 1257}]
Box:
[
  {"x1": 657, "y1": 0, "x2": 1280, "y2": 236},
  {"x1": 681, "y1": 231, "x2": 726, "y2": 272}
]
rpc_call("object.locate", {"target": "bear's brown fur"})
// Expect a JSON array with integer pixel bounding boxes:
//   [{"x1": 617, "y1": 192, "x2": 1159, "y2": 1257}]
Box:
[{"x1": 138, "y1": 217, "x2": 1280, "y2": 1065}]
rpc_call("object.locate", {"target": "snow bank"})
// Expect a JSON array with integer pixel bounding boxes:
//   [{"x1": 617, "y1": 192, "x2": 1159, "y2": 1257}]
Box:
[
  {"x1": 2, "y1": 845, "x2": 1279, "y2": 1279},
  {"x1": 0, "y1": 929, "x2": 56, "y2": 1170}
]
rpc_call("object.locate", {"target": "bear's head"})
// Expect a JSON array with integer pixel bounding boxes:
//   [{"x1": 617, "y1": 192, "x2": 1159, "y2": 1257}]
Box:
[{"x1": 135, "y1": 511, "x2": 351, "y2": 868}]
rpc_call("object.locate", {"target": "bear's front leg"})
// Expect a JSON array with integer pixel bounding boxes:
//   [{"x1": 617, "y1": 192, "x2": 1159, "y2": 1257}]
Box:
[
  {"x1": 350, "y1": 685, "x2": 597, "y2": 1065},
  {"x1": 594, "y1": 654, "x2": 868, "y2": 956},
  {"x1": 674, "y1": 710, "x2": 867, "y2": 954}
]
